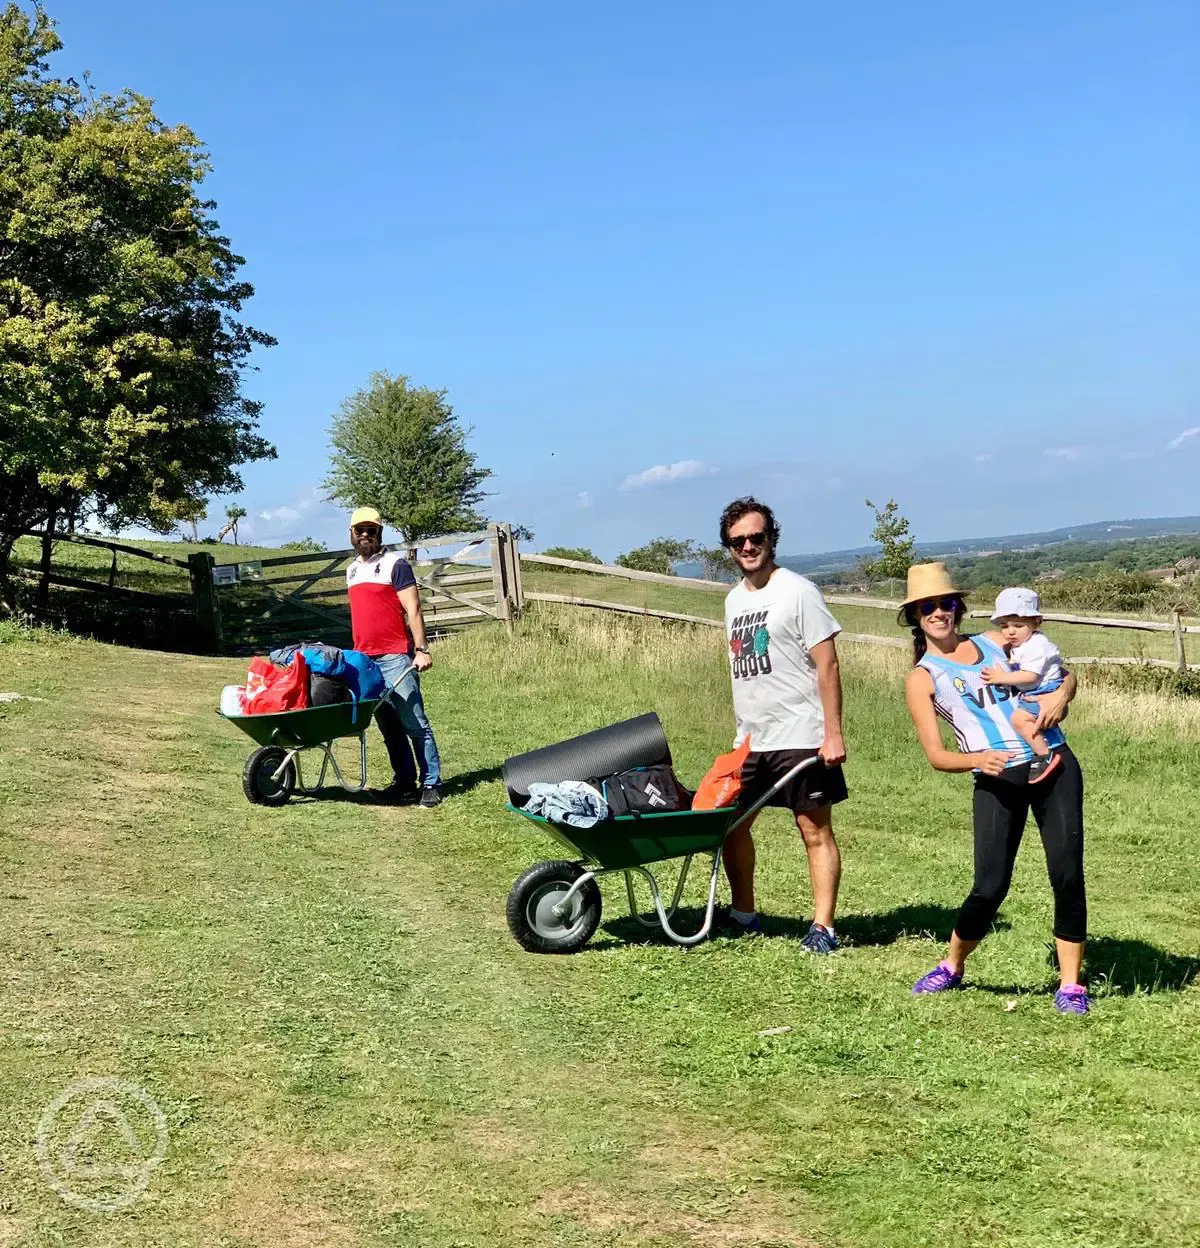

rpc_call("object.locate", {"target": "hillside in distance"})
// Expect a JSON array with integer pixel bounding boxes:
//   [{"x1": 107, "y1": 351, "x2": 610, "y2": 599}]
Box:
[{"x1": 778, "y1": 515, "x2": 1200, "y2": 575}]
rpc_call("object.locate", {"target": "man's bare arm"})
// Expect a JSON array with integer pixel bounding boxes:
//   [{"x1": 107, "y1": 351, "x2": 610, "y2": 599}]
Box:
[{"x1": 810, "y1": 637, "x2": 846, "y2": 766}]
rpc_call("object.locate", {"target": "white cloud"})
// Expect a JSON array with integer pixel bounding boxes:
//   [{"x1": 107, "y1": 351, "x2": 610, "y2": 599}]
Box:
[
  {"x1": 577, "y1": 490, "x2": 594, "y2": 509},
  {"x1": 259, "y1": 505, "x2": 301, "y2": 524},
  {"x1": 619, "y1": 459, "x2": 716, "y2": 490},
  {"x1": 1122, "y1": 450, "x2": 1154, "y2": 460},
  {"x1": 1043, "y1": 447, "x2": 1083, "y2": 461},
  {"x1": 974, "y1": 453, "x2": 992, "y2": 463},
  {"x1": 1166, "y1": 426, "x2": 1200, "y2": 451}
]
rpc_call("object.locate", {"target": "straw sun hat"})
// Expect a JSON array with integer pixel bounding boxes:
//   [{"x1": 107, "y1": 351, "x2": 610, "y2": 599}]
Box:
[{"x1": 900, "y1": 562, "x2": 964, "y2": 609}]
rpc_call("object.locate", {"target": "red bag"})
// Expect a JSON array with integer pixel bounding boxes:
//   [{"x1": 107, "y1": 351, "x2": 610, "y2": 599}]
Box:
[
  {"x1": 692, "y1": 738, "x2": 752, "y2": 810},
  {"x1": 244, "y1": 654, "x2": 310, "y2": 715}
]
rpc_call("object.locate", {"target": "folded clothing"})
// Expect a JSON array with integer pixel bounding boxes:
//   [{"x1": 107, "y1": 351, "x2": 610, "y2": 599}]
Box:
[{"x1": 522, "y1": 781, "x2": 609, "y2": 829}]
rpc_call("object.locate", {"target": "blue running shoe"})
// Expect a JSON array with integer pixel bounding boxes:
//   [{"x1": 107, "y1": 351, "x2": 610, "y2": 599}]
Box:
[
  {"x1": 710, "y1": 906, "x2": 764, "y2": 937},
  {"x1": 800, "y1": 922, "x2": 839, "y2": 954},
  {"x1": 1054, "y1": 984, "x2": 1090, "y2": 1015},
  {"x1": 912, "y1": 961, "x2": 964, "y2": 994}
]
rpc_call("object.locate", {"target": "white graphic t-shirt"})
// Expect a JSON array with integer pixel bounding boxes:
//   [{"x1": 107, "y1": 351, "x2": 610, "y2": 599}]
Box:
[{"x1": 724, "y1": 568, "x2": 841, "y2": 752}]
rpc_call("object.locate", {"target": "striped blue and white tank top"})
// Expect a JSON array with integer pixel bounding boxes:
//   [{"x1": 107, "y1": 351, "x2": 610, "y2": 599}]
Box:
[{"x1": 918, "y1": 633, "x2": 1065, "y2": 768}]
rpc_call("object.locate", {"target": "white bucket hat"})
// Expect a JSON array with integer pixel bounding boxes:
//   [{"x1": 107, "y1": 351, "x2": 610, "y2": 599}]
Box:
[{"x1": 992, "y1": 587, "x2": 1042, "y2": 622}]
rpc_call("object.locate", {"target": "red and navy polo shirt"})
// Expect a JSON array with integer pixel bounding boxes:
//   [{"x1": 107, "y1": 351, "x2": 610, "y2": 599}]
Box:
[{"x1": 346, "y1": 551, "x2": 417, "y2": 657}]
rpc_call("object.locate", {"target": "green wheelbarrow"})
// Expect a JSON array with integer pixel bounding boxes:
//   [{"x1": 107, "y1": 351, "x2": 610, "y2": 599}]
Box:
[
  {"x1": 505, "y1": 756, "x2": 819, "y2": 953},
  {"x1": 222, "y1": 700, "x2": 382, "y2": 806}
]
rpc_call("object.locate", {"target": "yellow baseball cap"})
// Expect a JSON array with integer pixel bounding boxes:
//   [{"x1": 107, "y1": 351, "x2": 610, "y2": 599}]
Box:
[{"x1": 349, "y1": 506, "x2": 383, "y2": 528}]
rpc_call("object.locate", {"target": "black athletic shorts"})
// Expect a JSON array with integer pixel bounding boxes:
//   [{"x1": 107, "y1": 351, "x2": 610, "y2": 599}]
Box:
[{"x1": 740, "y1": 749, "x2": 848, "y2": 815}]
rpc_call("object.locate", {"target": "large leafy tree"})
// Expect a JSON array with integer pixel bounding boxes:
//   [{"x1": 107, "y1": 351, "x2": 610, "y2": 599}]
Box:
[
  {"x1": 0, "y1": 4, "x2": 275, "y2": 602},
  {"x1": 323, "y1": 371, "x2": 492, "y2": 544}
]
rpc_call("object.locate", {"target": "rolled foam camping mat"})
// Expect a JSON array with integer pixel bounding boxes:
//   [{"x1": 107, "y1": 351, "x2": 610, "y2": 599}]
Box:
[{"x1": 503, "y1": 712, "x2": 672, "y2": 804}]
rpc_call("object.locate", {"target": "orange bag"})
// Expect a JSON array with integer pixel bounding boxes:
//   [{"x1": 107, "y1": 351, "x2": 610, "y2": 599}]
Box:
[
  {"x1": 692, "y1": 738, "x2": 752, "y2": 810},
  {"x1": 244, "y1": 654, "x2": 310, "y2": 715}
]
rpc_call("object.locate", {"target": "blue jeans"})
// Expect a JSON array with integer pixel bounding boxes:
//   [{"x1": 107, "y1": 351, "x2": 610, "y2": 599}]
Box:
[{"x1": 374, "y1": 653, "x2": 442, "y2": 789}]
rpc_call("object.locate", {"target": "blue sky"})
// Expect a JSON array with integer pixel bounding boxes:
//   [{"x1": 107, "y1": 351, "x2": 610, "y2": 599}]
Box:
[{"x1": 47, "y1": 0, "x2": 1199, "y2": 557}]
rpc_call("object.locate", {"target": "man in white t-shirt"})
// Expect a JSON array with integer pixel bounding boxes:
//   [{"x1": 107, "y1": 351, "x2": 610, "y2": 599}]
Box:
[{"x1": 717, "y1": 497, "x2": 848, "y2": 953}]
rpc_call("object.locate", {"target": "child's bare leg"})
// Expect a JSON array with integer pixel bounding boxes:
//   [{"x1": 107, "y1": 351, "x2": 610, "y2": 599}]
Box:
[{"x1": 1011, "y1": 707, "x2": 1049, "y2": 758}]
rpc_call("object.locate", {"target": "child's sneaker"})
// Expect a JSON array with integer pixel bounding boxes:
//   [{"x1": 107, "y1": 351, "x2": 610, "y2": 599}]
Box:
[
  {"x1": 1028, "y1": 751, "x2": 1062, "y2": 784},
  {"x1": 912, "y1": 961, "x2": 964, "y2": 994},
  {"x1": 800, "y1": 922, "x2": 839, "y2": 954},
  {"x1": 1054, "y1": 983, "x2": 1090, "y2": 1015}
]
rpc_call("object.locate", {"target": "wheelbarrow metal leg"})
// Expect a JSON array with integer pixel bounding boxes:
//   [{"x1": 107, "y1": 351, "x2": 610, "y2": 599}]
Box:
[
  {"x1": 624, "y1": 854, "x2": 694, "y2": 928},
  {"x1": 624, "y1": 849, "x2": 725, "y2": 947}
]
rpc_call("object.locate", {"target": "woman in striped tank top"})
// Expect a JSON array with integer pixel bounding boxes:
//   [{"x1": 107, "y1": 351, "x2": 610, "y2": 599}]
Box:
[{"x1": 900, "y1": 563, "x2": 1090, "y2": 1015}]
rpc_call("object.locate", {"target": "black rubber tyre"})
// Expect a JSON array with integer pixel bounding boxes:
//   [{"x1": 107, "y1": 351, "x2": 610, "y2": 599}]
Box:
[
  {"x1": 506, "y1": 860, "x2": 602, "y2": 954},
  {"x1": 242, "y1": 746, "x2": 296, "y2": 806}
]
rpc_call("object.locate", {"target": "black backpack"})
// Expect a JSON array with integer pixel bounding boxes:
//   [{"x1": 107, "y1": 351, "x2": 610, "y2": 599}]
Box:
[
  {"x1": 594, "y1": 765, "x2": 692, "y2": 817},
  {"x1": 309, "y1": 673, "x2": 352, "y2": 707}
]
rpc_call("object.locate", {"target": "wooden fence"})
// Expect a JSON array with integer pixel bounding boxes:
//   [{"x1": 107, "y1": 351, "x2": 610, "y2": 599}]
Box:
[
  {"x1": 199, "y1": 524, "x2": 522, "y2": 654},
  {"x1": 13, "y1": 527, "x2": 201, "y2": 649},
  {"x1": 519, "y1": 553, "x2": 1200, "y2": 674}
]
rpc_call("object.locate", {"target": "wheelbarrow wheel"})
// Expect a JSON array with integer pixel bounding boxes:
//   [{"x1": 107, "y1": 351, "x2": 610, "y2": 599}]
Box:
[
  {"x1": 243, "y1": 746, "x2": 296, "y2": 806},
  {"x1": 507, "y1": 860, "x2": 602, "y2": 954}
]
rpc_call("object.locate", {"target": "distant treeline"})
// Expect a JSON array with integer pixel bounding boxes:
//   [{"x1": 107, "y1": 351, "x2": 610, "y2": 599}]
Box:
[
  {"x1": 815, "y1": 536, "x2": 1200, "y2": 591},
  {"x1": 946, "y1": 536, "x2": 1200, "y2": 589},
  {"x1": 811, "y1": 535, "x2": 1200, "y2": 615}
]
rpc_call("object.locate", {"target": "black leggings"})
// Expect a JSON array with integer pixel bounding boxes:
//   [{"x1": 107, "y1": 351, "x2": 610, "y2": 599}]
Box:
[{"x1": 955, "y1": 745, "x2": 1087, "y2": 944}]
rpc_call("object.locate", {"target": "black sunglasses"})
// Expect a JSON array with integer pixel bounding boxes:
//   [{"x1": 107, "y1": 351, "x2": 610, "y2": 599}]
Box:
[
  {"x1": 351, "y1": 524, "x2": 382, "y2": 536},
  {"x1": 917, "y1": 596, "x2": 962, "y2": 616},
  {"x1": 728, "y1": 531, "x2": 768, "y2": 552}
]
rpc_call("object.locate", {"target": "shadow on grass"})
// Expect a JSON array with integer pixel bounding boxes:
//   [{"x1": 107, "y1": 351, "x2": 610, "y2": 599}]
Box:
[
  {"x1": 441, "y1": 765, "x2": 504, "y2": 797},
  {"x1": 1080, "y1": 936, "x2": 1199, "y2": 996},
  {"x1": 597, "y1": 901, "x2": 1006, "y2": 950},
  {"x1": 284, "y1": 765, "x2": 505, "y2": 805},
  {"x1": 941, "y1": 936, "x2": 1197, "y2": 997}
]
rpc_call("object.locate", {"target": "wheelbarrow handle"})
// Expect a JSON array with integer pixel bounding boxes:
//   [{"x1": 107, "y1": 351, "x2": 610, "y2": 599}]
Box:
[{"x1": 727, "y1": 755, "x2": 823, "y2": 836}]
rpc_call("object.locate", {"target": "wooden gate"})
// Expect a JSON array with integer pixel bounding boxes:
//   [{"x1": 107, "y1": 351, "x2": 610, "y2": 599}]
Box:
[{"x1": 196, "y1": 524, "x2": 522, "y2": 654}]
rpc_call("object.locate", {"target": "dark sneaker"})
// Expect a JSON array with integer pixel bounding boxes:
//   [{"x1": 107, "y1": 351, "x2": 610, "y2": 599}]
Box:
[
  {"x1": 1028, "y1": 752, "x2": 1062, "y2": 784},
  {"x1": 373, "y1": 782, "x2": 419, "y2": 805},
  {"x1": 800, "y1": 922, "x2": 839, "y2": 954},
  {"x1": 710, "y1": 905, "x2": 764, "y2": 937},
  {"x1": 418, "y1": 785, "x2": 443, "y2": 809},
  {"x1": 1054, "y1": 984, "x2": 1090, "y2": 1015},
  {"x1": 913, "y1": 961, "x2": 964, "y2": 994}
]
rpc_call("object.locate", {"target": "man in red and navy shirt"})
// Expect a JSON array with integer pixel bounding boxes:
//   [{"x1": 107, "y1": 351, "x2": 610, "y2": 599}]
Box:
[{"x1": 346, "y1": 507, "x2": 443, "y2": 807}]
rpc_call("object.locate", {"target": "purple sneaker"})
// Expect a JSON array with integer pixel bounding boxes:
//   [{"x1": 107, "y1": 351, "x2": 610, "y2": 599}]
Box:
[
  {"x1": 1054, "y1": 984, "x2": 1090, "y2": 1015},
  {"x1": 912, "y1": 961, "x2": 964, "y2": 995}
]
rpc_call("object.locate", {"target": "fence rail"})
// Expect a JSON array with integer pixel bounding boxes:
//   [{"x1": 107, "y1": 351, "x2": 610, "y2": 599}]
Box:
[{"x1": 518, "y1": 553, "x2": 1199, "y2": 674}]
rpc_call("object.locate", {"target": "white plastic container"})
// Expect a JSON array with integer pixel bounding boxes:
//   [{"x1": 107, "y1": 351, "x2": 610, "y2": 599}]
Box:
[{"x1": 220, "y1": 685, "x2": 247, "y2": 717}]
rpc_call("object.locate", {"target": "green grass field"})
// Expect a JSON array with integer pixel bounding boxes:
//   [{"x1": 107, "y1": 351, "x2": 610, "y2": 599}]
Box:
[{"x1": 1, "y1": 608, "x2": 1197, "y2": 1247}]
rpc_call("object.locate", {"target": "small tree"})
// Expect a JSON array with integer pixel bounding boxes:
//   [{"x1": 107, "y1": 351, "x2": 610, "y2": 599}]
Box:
[
  {"x1": 323, "y1": 372, "x2": 491, "y2": 545},
  {"x1": 696, "y1": 545, "x2": 737, "y2": 582},
  {"x1": 543, "y1": 545, "x2": 601, "y2": 564},
  {"x1": 178, "y1": 502, "x2": 207, "y2": 542},
  {"x1": 224, "y1": 505, "x2": 247, "y2": 545},
  {"x1": 616, "y1": 537, "x2": 695, "y2": 576},
  {"x1": 861, "y1": 499, "x2": 915, "y2": 581}
]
